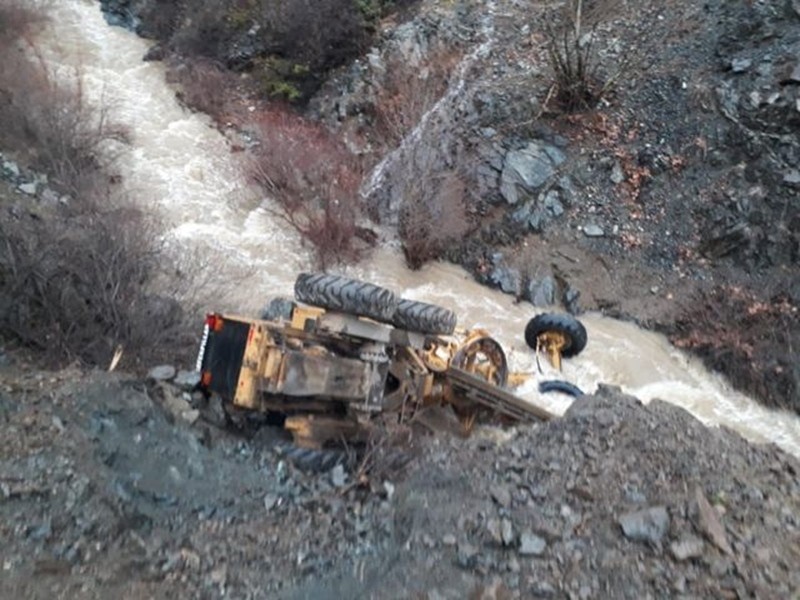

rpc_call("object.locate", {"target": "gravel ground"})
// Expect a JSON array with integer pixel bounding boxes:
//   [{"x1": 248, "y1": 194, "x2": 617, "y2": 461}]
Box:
[{"x1": 1, "y1": 367, "x2": 797, "y2": 599}]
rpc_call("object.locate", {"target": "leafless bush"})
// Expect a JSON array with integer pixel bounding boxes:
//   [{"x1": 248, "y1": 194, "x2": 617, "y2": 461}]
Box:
[
  {"x1": 0, "y1": 26, "x2": 128, "y2": 196},
  {"x1": 543, "y1": 0, "x2": 628, "y2": 111},
  {"x1": 0, "y1": 189, "x2": 191, "y2": 369},
  {"x1": 341, "y1": 423, "x2": 416, "y2": 493},
  {"x1": 398, "y1": 167, "x2": 473, "y2": 270},
  {"x1": 248, "y1": 108, "x2": 371, "y2": 270}
]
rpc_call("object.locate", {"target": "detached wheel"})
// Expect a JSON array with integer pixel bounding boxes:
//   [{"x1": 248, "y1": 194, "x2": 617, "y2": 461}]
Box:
[
  {"x1": 294, "y1": 273, "x2": 399, "y2": 323},
  {"x1": 524, "y1": 313, "x2": 587, "y2": 358},
  {"x1": 391, "y1": 299, "x2": 457, "y2": 335}
]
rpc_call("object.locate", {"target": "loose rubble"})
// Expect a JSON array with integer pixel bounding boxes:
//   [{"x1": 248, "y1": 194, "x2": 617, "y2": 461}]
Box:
[{"x1": 1, "y1": 368, "x2": 797, "y2": 599}]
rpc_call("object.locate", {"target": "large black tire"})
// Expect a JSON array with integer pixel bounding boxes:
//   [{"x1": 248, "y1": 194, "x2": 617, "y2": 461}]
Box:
[
  {"x1": 391, "y1": 299, "x2": 457, "y2": 335},
  {"x1": 524, "y1": 313, "x2": 587, "y2": 358},
  {"x1": 294, "y1": 273, "x2": 399, "y2": 323}
]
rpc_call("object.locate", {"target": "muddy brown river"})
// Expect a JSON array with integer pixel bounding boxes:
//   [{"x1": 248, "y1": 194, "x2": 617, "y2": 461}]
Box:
[{"x1": 38, "y1": 0, "x2": 800, "y2": 457}]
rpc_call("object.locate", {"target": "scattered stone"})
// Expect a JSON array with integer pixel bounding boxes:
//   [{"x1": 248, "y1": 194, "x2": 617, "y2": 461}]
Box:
[
  {"x1": 180, "y1": 409, "x2": 200, "y2": 425},
  {"x1": 694, "y1": 487, "x2": 732, "y2": 555},
  {"x1": 519, "y1": 532, "x2": 547, "y2": 556},
  {"x1": 181, "y1": 548, "x2": 201, "y2": 571},
  {"x1": 531, "y1": 582, "x2": 557, "y2": 597},
  {"x1": 618, "y1": 506, "x2": 670, "y2": 544},
  {"x1": 669, "y1": 535, "x2": 705, "y2": 561},
  {"x1": 488, "y1": 264, "x2": 519, "y2": 295},
  {"x1": 263, "y1": 493, "x2": 278, "y2": 510},
  {"x1": 583, "y1": 224, "x2": 605, "y2": 238},
  {"x1": 174, "y1": 370, "x2": 201, "y2": 389},
  {"x1": 209, "y1": 564, "x2": 227, "y2": 586},
  {"x1": 18, "y1": 182, "x2": 37, "y2": 195},
  {"x1": 143, "y1": 43, "x2": 165, "y2": 61},
  {"x1": 2, "y1": 160, "x2": 20, "y2": 178},
  {"x1": 383, "y1": 481, "x2": 395, "y2": 500},
  {"x1": 457, "y1": 542, "x2": 479, "y2": 569},
  {"x1": 442, "y1": 533, "x2": 457, "y2": 546},
  {"x1": 501, "y1": 518, "x2": 514, "y2": 546},
  {"x1": 491, "y1": 485, "x2": 512, "y2": 508},
  {"x1": 500, "y1": 142, "x2": 566, "y2": 204},
  {"x1": 148, "y1": 365, "x2": 177, "y2": 381},
  {"x1": 40, "y1": 188, "x2": 60, "y2": 205},
  {"x1": 783, "y1": 170, "x2": 800, "y2": 188},
  {"x1": 527, "y1": 276, "x2": 557, "y2": 307},
  {"x1": 487, "y1": 518, "x2": 503, "y2": 544},
  {"x1": 730, "y1": 58, "x2": 752, "y2": 73},
  {"x1": 786, "y1": 62, "x2": 800, "y2": 84},
  {"x1": 610, "y1": 162, "x2": 625, "y2": 184},
  {"x1": 331, "y1": 464, "x2": 347, "y2": 488}
]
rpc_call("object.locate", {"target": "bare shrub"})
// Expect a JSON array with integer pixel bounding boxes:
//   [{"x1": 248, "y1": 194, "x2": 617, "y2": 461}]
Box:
[
  {"x1": 542, "y1": 0, "x2": 628, "y2": 111},
  {"x1": 254, "y1": 0, "x2": 368, "y2": 74},
  {"x1": 398, "y1": 166, "x2": 473, "y2": 270},
  {"x1": 248, "y1": 108, "x2": 371, "y2": 270},
  {"x1": 0, "y1": 32, "x2": 128, "y2": 196},
  {"x1": 0, "y1": 189, "x2": 190, "y2": 370}
]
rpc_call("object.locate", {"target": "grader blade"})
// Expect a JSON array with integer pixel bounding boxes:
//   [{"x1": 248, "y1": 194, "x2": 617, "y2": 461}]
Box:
[{"x1": 445, "y1": 367, "x2": 554, "y2": 423}]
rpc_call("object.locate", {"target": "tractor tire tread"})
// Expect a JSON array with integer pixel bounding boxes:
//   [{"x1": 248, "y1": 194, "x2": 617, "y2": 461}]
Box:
[
  {"x1": 391, "y1": 298, "x2": 457, "y2": 335},
  {"x1": 294, "y1": 273, "x2": 398, "y2": 323}
]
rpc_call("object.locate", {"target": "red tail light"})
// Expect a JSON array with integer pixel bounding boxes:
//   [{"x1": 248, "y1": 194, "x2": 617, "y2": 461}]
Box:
[
  {"x1": 201, "y1": 371, "x2": 212, "y2": 387},
  {"x1": 205, "y1": 314, "x2": 224, "y2": 332}
]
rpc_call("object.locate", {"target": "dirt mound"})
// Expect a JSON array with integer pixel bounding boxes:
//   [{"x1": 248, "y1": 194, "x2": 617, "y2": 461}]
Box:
[{"x1": 1, "y1": 369, "x2": 797, "y2": 598}]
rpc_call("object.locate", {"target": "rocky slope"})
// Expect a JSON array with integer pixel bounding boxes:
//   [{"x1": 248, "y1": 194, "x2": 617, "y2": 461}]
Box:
[{"x1": 0, "y1": 367, "x2": 798, "y2": 599}]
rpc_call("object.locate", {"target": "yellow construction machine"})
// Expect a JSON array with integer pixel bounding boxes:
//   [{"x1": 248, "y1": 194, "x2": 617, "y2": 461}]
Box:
[{"x1": 195, "y1": 273, "x2": 587, "y2": 448}]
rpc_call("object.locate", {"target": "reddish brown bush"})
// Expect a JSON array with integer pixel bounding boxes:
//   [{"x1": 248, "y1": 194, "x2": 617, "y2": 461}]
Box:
[
  {"x1": 249, "y1": 108, "x2": 370, "y2": 270},
  {"x1": 399, "y1": 169, "x2": 473, "y2": 269}
]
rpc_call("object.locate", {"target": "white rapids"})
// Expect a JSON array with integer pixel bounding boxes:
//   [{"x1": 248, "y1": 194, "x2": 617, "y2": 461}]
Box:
[{"x1": 34, "y1": 0, "x2": 800, "y2": 458}]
